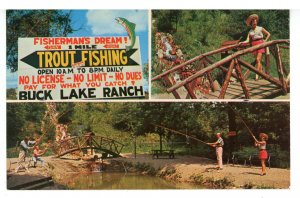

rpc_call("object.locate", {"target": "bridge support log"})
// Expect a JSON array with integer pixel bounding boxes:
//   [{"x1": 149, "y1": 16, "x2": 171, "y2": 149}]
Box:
[
  {"x1": 152, "y1": 43, "x2": 241, "y2": 81},
  {"x1": 184, "y1": 83, "x2": 197, "y2": 99},
  {"x1": 207, "y1": 72, "x2": 216, "y2": 92},
  {"x1": 234, "y1": 59, "x2": 250, "y2": 99},
  {"x1": 273, "y1": 44, "x2": 288, "y2": 95},
  {"x1": 265, "y1": 47, "x2": 270, "y2": 75},
  {"x1": 237, "y1": 59, "x2": 283, "y2": 88},
  {"x1": 156, "y1": 40, "x2": 289, "y2": 98},
  {"x1": 218, "y1": 60, "x2": 235, "y2": 99},
  {"x1": 163, "y1": 76, "x2": 181, "y2": 99}
]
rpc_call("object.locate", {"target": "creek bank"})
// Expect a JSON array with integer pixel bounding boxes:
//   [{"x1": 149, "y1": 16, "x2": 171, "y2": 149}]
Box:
[
  {"x1": 7, "y1": 154, "x2": 290, "y2": 189},
  {"x1": 115, "y1": 153, "x2": 290, "y2": 189}
]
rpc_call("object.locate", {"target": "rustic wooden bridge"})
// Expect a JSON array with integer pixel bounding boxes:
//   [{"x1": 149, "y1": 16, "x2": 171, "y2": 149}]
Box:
[
  {"x1": 53, "y1": 135, "x2": 124, "y2": 158},
  {"x1": 152, "y1": 39, "x2": 290, "y2": 99}
]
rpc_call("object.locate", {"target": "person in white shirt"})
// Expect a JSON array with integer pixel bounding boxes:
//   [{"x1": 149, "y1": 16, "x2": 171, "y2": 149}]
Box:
[
  {"x1": 207, "y1": 133, "x2": 224, "y2": 170},
  {"x1": 239, "y1": 14, "x2": 271, "y2": 80}
]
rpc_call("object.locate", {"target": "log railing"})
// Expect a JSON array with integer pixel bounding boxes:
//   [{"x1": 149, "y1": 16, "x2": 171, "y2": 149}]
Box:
[
  {"x1": 152, "y1": 39, "x2": 290, "y2": 99},
  {"x1": 53, "y1": 135, "x2": 124, "y2": 158}
]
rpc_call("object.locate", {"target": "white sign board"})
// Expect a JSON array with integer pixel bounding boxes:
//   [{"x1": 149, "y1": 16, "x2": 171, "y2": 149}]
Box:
[{"x1": 18, "y1": 36, "x2": 145, "y2": 100}]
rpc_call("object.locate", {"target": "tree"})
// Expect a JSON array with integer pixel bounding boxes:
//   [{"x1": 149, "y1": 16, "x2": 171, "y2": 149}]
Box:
[{"x1": 6, "y1": 10, "x2": 74, "y2": 72}]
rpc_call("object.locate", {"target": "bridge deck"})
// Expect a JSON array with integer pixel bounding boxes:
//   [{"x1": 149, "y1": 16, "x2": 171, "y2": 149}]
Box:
[{"x1": 202, "y1": 79, "x2": 286, "y2": 99}]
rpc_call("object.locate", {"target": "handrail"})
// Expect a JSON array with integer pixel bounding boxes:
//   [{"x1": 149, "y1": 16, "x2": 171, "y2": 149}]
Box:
[
  {"x1": 166, "y1": 39, "x2": 289, "y2": 93},
  {"x1": 54, "y1": 135, "x2": 124, "y2": 157},
  {"x1": 152, "y1": 43, "x2": 242, "y2": 81}
]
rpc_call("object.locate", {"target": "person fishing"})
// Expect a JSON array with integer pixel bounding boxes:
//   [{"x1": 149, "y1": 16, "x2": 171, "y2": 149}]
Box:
[
  {"x1": 32, "y1": 145, "x2": 47, "y2": 167},
  {"x1": 228, "y1": 104, "x2": 271, "y2": 176},
  {"x1": 15, "y1": 136, "x2": 37, "y2": 173},
  {"x1": 253, "y1": 133, "x2": 269, "y2": 176},
  {"x1": 239, "y1": 14, "x2": 271, "y2": 80},
  {"x1": 207, "y1": 133, "x2": 224, "y2": 170}
]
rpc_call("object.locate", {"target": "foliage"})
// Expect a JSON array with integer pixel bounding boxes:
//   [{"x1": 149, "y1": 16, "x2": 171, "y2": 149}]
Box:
[
  {"x1": 6, "y1": 88, "x2": 17, "y2": 100},
  {"x1": 6, "y1": 10, "x2": 74, "y2": 72},
  {"x1": 204, "y1": 176, "x2": 235, "y2": 189},
  {"x1": 7, "y1": 103, "x2": 46, "y2": 147},
  {"x1": 189, "y1": 173, "x2": 204, "y2": 184},
  {"x1": 157, "y1": 166, "x2": 177, "y2": 177}
]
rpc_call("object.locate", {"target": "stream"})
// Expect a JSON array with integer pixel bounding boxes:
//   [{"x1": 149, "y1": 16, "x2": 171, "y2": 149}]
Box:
[{"x1": 66, "y1": 172, "x2": 203, "y2": 189}]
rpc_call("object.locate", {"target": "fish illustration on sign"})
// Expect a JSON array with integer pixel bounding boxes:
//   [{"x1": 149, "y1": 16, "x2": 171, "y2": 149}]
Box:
[{"x1": 115, "y1": 17, "x2": 136, "y2": 51}]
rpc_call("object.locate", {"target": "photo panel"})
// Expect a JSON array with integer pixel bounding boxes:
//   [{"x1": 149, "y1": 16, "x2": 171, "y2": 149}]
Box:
[
  {"x1": 6, "y1": 10, "x2": 149, "y2": 101},
  {"x1": 6, "y1": 102, "x2": 290, "y2": 189},
  {"x1": 151, "y1": 10, "x2": 290, "y2": 100}
]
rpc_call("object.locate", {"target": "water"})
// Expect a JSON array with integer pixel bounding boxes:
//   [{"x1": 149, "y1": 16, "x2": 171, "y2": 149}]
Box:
[{"x1": 66, "y1": 172, "x2": 203, "y2": 189}]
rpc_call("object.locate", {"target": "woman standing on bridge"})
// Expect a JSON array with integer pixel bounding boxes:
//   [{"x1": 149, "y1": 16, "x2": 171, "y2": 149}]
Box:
[{"x1": 239, "y1": 14, "x2": 271, "y2": 81}]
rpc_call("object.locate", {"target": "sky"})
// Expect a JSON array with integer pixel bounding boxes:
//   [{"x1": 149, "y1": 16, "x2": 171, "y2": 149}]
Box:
[{"x1": 6, "y1": 10, "x2": 149, "y2": 89}]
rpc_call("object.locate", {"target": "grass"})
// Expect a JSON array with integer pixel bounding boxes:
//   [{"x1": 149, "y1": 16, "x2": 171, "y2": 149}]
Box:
[
  {"x1": 124, "y1": 161, "x2": 158, "y2": 176},
  {"x1": 204, "y1": 176, "x2": 235, "y2": 189},
  {"x1": 151, "y1": 81, "x2": 167, "y2": 95},
  {"x1": 243, "y1": 182, "x2": 274, "y2": 189}
]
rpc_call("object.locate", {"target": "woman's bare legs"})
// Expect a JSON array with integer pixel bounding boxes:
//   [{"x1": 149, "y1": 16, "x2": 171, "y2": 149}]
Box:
[
  {"x1": 261, "y1": 159, "x2": 266, "y2": 175},
  {"x1": 256, "y1": 52, "x2": 263, "y2": 80}
]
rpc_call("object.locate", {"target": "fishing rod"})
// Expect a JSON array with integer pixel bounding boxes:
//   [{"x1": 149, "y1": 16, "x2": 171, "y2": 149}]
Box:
[
  {"x1": 152, "y1": 123, "x2": 210, "y2": 146},
  {"x1": 228, "y1": 104, "x2": 258, "y2": 142}
]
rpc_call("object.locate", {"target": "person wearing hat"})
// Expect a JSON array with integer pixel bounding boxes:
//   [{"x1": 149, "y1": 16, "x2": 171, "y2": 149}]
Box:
[
  {"x1": 239, "y1": 14, "x2": 271, "y2": 80},
  {"x1": 207, "y1": 133, "x2": 224, "y2": 170},
  {"x1": 254, "y1": 133, "x2": 269, "y2": 176}
]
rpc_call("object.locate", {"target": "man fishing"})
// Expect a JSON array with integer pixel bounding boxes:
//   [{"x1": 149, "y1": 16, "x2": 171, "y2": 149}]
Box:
[
  {"x1": 15, "y1": 136, "x2": 38, "y2": 173},
  {"x1": 207, "y1": 133, "x2": 224, "y2": 170},
  {"x1": 152, "y1": 123, "x2": 225, "y2": 170}
]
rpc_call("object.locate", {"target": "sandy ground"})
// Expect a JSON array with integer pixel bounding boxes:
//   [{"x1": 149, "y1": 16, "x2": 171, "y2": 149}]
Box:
[
  {"x1": 118, "y1": 154, "x2": 290, "y2": 189},
  {"x1": 7, "y1": 154, "x2": 290, "y2": 189}
]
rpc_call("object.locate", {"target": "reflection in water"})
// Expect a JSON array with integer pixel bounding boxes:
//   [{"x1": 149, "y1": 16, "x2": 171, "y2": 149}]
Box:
[{"x1": 67, "y1": 172, "x2": 202, "y2": 189}]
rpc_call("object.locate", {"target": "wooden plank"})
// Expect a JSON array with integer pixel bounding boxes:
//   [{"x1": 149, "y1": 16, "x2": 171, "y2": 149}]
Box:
[
  {"x1": 200, "y1": 79, "x2": 283, "y2": 99},
  {"x1": 8, "y1": 176, "x2": 53, "y2": 190},
  {"x1": 245, "y1": 80, "x2": 282, "y2": 88}
]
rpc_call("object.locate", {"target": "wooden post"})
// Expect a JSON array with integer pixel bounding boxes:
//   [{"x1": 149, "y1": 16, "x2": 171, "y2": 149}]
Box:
[
  {"x1": 159, "y1": 133, "x2": 163, "y2": 153},
  {"x1": 218, "y1": 60, "x2": 235, "y2": 99},
  {"x1": 206, "y1": 72, "x2": 215, "y2": 92},
  {"x1": 184, "y1": 83, "x2": 197, "y2": 99},
  {"x1": 265, "y1": 47, "x2": 270, "y2": 75},
  {"x1": 274, "y1": 44, "x2": 288, "y2": 94},
  {"x1": 162, "y1": 75, "x2": 181, "y2": 99},
  {"x1": 234, "y1": 59, "x2": 250, "y2": 99},
  {"x1": 134, "y1": 135, "x2": 137, "y2": 159},
  {"x1": 202, "y1": 58, "x2": 216, "y2": 92}
]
